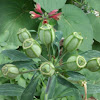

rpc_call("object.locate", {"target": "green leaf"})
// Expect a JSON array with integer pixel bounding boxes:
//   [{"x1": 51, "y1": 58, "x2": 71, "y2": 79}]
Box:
[
  {"x1": 0, "y1": 0, "x2": 39, "y2": 49},
  {"x1": 86, "y1": 0, "x2": 100, "y2": 12},
  {"x1": 67, "y1": 71, "x2": 86, "y2": 81},
  {"x1": 80, "y1": 50, "x2": 100, "y2": 61},
  {"x1": 21, "y1": 74, "x2": 40, "y2": 100},
  {"x1": 57, "y1": 75, "x2": 77, "y2": 89},
  {"x1": 87, "y1": 14, "x2": 100, "y2": 42},
  {"x1": 0, "y1": 83, "x2": 24, "y2": 96},
  {"x1": 34, "y1": 0, "x2": 66, "y2": 12},
  {"x1": 2, "y1": 50, "x2": 31, "y2": 61},
  {"x1": 78, "y1": 83, "x2": 100, "y2": 94},
  {"x1": 58, "y1": 4, "x2": 93, "y2": 51}
]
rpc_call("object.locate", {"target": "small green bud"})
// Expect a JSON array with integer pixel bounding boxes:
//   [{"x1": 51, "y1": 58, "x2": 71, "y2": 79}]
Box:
[
  {"x1": 63, "y1": 32, "x2": 83, "y2": 52},
  {"x1": 38, "y1": 24, "x2": 55, "y2": 45},
  {"x1": 64, "y1": 55, "x2": 86, "y2": 71},
  {"x1": 17, "y1": 28, "x2": 31, "y2": 43},
  {"x1": 2, "y1": 64, "x2": 19, "y2": 79},
  {"x1": 86, "y1": 57, "x2": 100, "y2": 72},
  {"x1": 23, "y1": 38, "x2": 42, "y2": 58},
  {"x1": 40, "y1": 62, "x2": 55, "y2": 76}
]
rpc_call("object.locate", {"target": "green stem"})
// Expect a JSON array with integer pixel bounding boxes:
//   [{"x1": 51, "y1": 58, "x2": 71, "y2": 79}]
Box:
[
  {"x1": 19, "y1": 69, "x2": 39, "y2": 74},
  {"x1": 55, "y1": 50, "x2": 67, "y2": 66},
  {"x1": 39, "y1": 55, "x2": 48, "y2": 62},
  {"x1": 47, "y1": 44, "x2": 51, "y2": 61}
]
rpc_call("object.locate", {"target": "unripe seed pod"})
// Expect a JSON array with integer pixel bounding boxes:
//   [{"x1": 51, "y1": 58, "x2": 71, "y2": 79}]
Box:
[
  {"x1": 86, "y1": 57, "x2": 100, "y2": 72},
  {"x1": 2, "y1": 64, "x2": 19, "y2": 79},
  {"x1": 63, "y1": 32, "x2": 83, "y2": 52},
  {"x1": 23, "y1": 38, "x2": 42, "y2": 58},
  {"x1": 40, "y1": 62, "x2": 55, "y2": 76},
  {"x1": 17, "y1": 28, "x2": 31, "y2": 43},
  {"x1": 38, "y1": 24, "x2": 55, "y2": 45},
  {"x1": 64, "y1": 55, "x2": 86, "y2": 71}
]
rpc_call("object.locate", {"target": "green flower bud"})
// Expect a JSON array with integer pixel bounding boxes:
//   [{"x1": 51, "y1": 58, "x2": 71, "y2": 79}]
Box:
[
  {"x1": 40, "y1": 62, "x2": 55, "y2": 76},
  {"x1": 86, "y1": 57, "x2": 100, "y2": 72},
  {"x1": 17, "y1": 28, "x2": 31, "y2": 43},
  {"x1": 2, "y1": 64, "x2": 19, "y2": 79},
  {"x1": 64, "y1": 55, "x2": 86, "y2": 71},
  {"x1": 38, "y1": 24, "x2": 55, "y2": 45},
  {"x1": 63, "y1": 32, "x2": 83, "y2": 52},
  {"x1": 23, "y1": 38, "x2": 42, "y2": 58}
]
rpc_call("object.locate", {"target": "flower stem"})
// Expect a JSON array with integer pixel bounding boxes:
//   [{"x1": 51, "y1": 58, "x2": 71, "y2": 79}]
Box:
[
  {"x1": 55, "y1": 50, "x2": 67, "y2": 66},
  {"x1": 82, "y1": 81, "x2": 87, "y2": 100},
  {"x1": 19, "y1": 69, "x2": 39, "y2": 74}
]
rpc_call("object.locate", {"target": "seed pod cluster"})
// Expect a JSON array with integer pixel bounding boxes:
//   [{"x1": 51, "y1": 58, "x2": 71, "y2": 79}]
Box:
[{"x1": 17, "y1": 28, "x2": 42, "y2": 58}]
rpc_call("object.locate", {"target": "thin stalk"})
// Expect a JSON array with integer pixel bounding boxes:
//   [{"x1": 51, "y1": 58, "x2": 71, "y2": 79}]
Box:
[
  {"x1": 55, "y1": 50, "x2": 67, "y2": 66},
  {"x1": 19, "y1": 69, "x2": 39, "y2": 74},
  {"x1": 39, "y1": 55, "x2": 48, "y2": 62},
  {"x1": 82, "y1": 81, "x2": 87, "y2": 100},
  {"x1": 47, "y1": 44, "x2": 51, "y2": 61}
]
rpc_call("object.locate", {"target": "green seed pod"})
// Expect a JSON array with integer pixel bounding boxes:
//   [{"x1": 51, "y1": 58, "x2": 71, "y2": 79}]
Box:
[
  {"x1": 2, "y1": 64, "x2": 19, "y2": 79},
  {"x1": 23, "y1": 38, "x2": 42, "y2": 58},
  {"x1": 38, "y1": 24, "x2": 55, "y2": 45},
  {"x1": 63, "y1": 32, "x2": 83, "y2": 52},
  {"x1": 17, "y1": 28, "x2": 31, "y2": 43},
  {"x1": 86, "y1": 58, "x2": 100, "y2": 72},
  {"x1": 64, "y1": 55, "x2": 86, "y2": 71},
  {"x1": 40, "y1": 62, "x2": 55, "y2": 76}
]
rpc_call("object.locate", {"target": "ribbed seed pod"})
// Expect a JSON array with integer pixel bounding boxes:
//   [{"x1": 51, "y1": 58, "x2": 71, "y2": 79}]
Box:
[
  {"x1": 38, "y1": 24, "x2": 55, "y2": 45},
  {"x1": 23, "y1": 38, "x2": 42, "y2": 58},
  {"x1": 63, "y1": 32, "x2": 83, "y2": 52},
  {"x1": 2, "y1": 64, "x2": 19, "y2": 79},
  {"x1": 86, "y1": 57, "x2": 100, "y2": 72},
  {"x1": 17, "y1": 28, "x2": 31, "y2": 43},
  {"x1": 64, "y1": 55, "x2": 86, "y2": 71},
  {"x1": 40, "y1": 62, "x2": 55, "y2": 76}
]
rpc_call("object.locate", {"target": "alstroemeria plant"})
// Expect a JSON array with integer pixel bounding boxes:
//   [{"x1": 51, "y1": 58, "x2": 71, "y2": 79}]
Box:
[{"x1": 29, "y1": 3, "x2": 61, "y2": 21}]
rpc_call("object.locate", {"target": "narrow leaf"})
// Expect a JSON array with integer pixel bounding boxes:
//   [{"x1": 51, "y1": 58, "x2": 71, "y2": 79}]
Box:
[
  {"x1": 57, "y1": 75, "x2": 77, "y2": 89},
  {"x1": 2, "y1": 50, "x2": 31, "y2": 61},
  {"x1": 0, "y1": 83, "x2": 24, "y2": 96},
  {"x1": 21, "y1": 74, "x2": 40, "y2": 100}
]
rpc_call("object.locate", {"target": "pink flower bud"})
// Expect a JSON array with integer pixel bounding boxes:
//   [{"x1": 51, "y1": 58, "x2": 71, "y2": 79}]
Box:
[
  {"x1": 35, "y1": 3, "x2": 43, "y2": 14},
  {"x1": 49, "y1": 12, "x2": 61, "y2": 20},
  {"x1": 48, "y1": 9, "x2": 58, "y2": 15},
  {"x1": 29, "y1": 11, "x2": 42, "y2": 19}
]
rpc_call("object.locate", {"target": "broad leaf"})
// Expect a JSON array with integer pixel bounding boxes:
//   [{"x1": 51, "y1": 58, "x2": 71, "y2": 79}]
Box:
[
  {"x1": 34, "y1": 0, "x2": 66, "y2": 12},
  {"x1": 58, "y1": 4, "x2": 93, "y2": 51},
  {"x1": 2, "y1": 50, "x2": 31, "y2": 61},
  {"x1": 80, "y1": 50, "x2": 100, "y2": 61},
  {"x1": 88, "y1": 14, "x2": 100, "y2": 42},
  {"x1": 0, "y1": 83, "x2": 24, "y2": 96},
  {"x1": 86, "y1": 0, "x2": 100, "y2": 12},
  {"x1": 0, "y1": 0, "x2": 39, "y2": 49},
  {"x1": 21, "y1": 74, "x2": 40, "y2": 100}
]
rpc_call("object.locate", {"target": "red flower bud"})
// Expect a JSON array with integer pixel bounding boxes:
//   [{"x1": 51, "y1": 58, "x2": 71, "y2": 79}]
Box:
[
  {"x1": 35, "y1": 3, "x2": 43, "y2": 14},
  {"x1": 48, "y1": 9, "x2": 58, "y2": 15},
  {"x1": 29, "y1": 11, "x2": 41, "y2": 19},
  {"x1": 49, "y1": 12, "x2": 61, "y2": 20}
]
